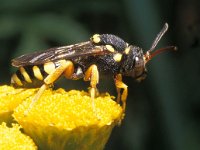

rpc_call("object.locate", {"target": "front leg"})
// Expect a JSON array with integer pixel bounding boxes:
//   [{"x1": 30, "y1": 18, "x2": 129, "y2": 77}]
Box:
[{"x1": 114, "y1": 74, "x2": 128, "y2": 112}]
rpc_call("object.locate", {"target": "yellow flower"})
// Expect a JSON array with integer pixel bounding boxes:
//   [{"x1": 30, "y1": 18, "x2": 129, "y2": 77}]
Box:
[
  {"x1": 0, "y1": 85, "x2": 124, "y2": 150},
  {"x1": 0, "y1": 122, "x2": 37, "y2": 150},
  {"x1": 0, "y1": 85, "x2": 37, "y2": 125}
]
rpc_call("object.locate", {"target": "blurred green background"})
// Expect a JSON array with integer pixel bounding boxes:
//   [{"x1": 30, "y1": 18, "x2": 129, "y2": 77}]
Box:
[{"x1": 0, "y1": 0, "x2": 200, "y2": 150}]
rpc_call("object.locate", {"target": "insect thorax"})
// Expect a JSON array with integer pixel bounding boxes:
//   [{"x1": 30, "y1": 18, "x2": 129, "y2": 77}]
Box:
[
  {"x1": 94, "y1": 34, "x2": 127, "y2": 52},
  {"x1": 91, "y1": 34, "x2": 147, "y2": 80}
]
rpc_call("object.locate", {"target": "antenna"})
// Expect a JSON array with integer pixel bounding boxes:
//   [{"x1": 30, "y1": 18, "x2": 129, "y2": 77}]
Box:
[{"x1": 144, "y1": 23, "x2": 177, "y2": 64}]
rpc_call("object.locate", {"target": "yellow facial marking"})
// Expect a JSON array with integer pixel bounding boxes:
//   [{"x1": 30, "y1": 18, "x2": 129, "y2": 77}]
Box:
[
  {"x1": 113, "y1": 53, "x2": 123, "y2": 62},
  {"x1": 19, "y1": 67, "x2": 32, "y2": 83},
  {"x1": 105, "y1": 45, "x2": 115, "y2": 53},
  {"x1": 33, "y1": 66, "x2": 44, "y2": 80},
  {"x1": 11, "y1": 74, "x2": 23, "y2": 86},
  {"x1": 44, "y1": 62, "x2": 56, "y2": 75},
  {"x1": 124, "y1": 47, "x2": 130, "y2": 54},
  {"x1": 92, "y1": 34, "x2": 101, "y2": 43}
]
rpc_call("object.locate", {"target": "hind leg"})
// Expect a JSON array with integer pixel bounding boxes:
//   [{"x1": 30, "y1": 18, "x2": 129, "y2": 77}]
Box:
[{"x1": 25, "y1": 60, "x2": 74, "y2": 115}]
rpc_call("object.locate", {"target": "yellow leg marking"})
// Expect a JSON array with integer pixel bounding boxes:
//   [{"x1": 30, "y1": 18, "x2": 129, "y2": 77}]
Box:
[
  {"x1": 115, "y1": 74, "x2": 122, "y2": 103},
  {"x1": 64, "y1": 62, "x2": 74, "y2": 79},
  {"x1": 33, "y1": 66, "x2": 44, "y2": 80},
  {"x1": 24, "y1": 84, "x2": 48, "y2": 116},
  {"x1": 84, "y1": 65, "x2": 99, "y2": 113},
  {"x1": 19, "y1": 67, "x2": 32, "y2": 83},
  {"x1": 84, "y1": 65, "x2": 99, "y2": 97},
  {"x1": 44, "y1": 60, "x2": 73, "y2": 84},
  {"x1": 115, "y1": 74, "x2": 128, "y2": 112},
  {"x1": 25, "y1": 60, "x2": 74, "y2": 115}
]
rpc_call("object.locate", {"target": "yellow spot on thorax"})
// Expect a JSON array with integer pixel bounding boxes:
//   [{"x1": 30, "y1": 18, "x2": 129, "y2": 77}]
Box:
[
  {"x1": 113, "y1": 53, "x2": 123, "y2": 62},
  {"x1": 44, "y1": 62, "x2": 56, "y2": 74},
  {"x1": 20, "y1": 67, "x2": 32, "y2": 83},
  {"x1": 33, "y1": 66, "x2": 44, "y2": 80},
  {"x1": 124, "y1": 47, "x2": 130, "y2": 54},
  {"x1": 91, "y1": 34, "x2": 101, "y2": 43},
  {"x1": 105, "y1": 45, "x2": 115, "y2": 52}
]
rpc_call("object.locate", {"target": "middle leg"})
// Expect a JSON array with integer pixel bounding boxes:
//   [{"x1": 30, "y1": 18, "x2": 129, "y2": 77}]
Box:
[{"x1": 84, "y1": 64, "x2": 99, "y2": 111}]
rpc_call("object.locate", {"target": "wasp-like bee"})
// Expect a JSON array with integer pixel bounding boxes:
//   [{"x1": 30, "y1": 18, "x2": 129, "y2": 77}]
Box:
[{"x1": 11, "y1": 23, "x2": 176, "y2": 113}]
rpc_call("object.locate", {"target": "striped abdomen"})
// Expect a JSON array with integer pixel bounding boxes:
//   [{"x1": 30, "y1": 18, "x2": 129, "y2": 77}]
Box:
[{"x1": 11, "y1": 62, "x2": 59, "y2": 87}]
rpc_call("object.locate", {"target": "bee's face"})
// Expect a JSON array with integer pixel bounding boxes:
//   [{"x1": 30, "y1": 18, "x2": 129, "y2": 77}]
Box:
[{"x1": 122, "y1": 45, "x2": 147, "y2": 81}]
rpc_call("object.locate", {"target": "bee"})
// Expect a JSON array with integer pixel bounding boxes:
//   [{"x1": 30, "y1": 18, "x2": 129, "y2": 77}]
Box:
[{"x1": 11, "y1": 23, "x2": 176, "y2": 113}]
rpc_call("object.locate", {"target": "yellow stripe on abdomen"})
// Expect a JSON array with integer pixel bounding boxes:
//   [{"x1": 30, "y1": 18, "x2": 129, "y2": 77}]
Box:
[
  {"x1": 33, "y1": 66, "x2": 44, "y2": 80},
  {"x1": 11, "y1": 74, "x2": 23, "y2": 86},
  {"x1": 44, "y1": 62, "x2": 56, "y2": 75},
  {"x1": 19, "y1": 67, "x2": 32, "y2": 83}
]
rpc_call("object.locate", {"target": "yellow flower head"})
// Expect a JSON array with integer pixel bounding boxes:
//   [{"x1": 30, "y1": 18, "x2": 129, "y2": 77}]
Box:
[
  {"x1": 0, "y1": 85, "x2": 37, "y2": 124},
  {"x1": 0, "y1": 122, "x2": 37, "y2": 150},
  {"x1": 0, "y1": 86, "x2": 124, "y2": 150}
]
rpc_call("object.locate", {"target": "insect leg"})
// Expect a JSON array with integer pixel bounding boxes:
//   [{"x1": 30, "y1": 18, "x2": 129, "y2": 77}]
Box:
[
  {"x1": 25, "y1": 60, "x2": 74, "y2": 115},
  {"x1": 84, "y1": 65, "x2": 99, "y2": 111},
  {"x1": 114, "y1": 74, "x2": 122, "y2": 103},
  {"x1": 24, "y1": 84, "x2": 48, "y2": 115},
  {"x1": 44, "y1": 60, "x2": 74, "y2": 84},
  {"x1": 114, "y1": 74, "x2": 128, "y2": 112}
]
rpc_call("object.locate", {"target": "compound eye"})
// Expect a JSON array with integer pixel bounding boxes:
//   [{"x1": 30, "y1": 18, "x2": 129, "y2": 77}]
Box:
[
  {"x1": 130, "y1": 56, "x2": 146, "y2": 79},
  {"x1": 135, "y1": 56, "x2": 143, "y2": 68},
  {"x1": 91, "y1": 34, "x2": 101, "y2": 44}
]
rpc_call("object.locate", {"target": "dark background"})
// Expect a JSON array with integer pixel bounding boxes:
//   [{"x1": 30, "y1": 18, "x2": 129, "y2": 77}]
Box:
[{"x1": 0, "y1": 0, "x2": 200, "y2": 150}]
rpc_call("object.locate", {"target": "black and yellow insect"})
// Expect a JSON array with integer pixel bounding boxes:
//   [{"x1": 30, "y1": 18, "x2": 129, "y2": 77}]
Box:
[{"x1": 11, "y1": 23, "x2": 176, "y2": 113}]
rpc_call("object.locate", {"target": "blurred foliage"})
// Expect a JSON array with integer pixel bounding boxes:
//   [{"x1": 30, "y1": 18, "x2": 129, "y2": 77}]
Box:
[{"x1": 0, "y1": 0, "x2": 200, "y2": 150}]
